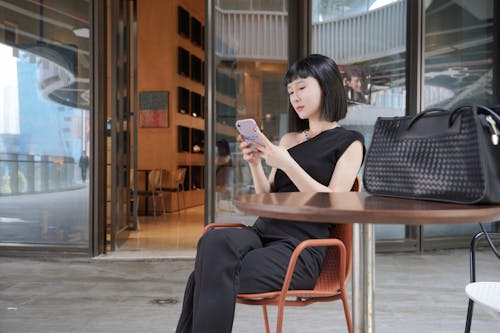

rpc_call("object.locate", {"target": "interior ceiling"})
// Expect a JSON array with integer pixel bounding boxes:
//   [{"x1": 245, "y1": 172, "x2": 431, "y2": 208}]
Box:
[{"x1": 1, "y1": 0, "x2": 90, "y2": 108}]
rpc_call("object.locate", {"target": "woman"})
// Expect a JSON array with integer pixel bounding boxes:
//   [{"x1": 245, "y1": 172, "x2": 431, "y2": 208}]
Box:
[
  {"x1": 215, "y1": 138, "x2": 233, "y2": 190},
  {"x1": 176, "y1": 54, "x2": 364, "y2": 333}
]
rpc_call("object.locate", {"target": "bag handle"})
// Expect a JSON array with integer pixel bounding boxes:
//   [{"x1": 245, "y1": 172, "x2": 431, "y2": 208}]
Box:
[
  {"x1": 408, "y1": 105, "x2": 500, "y2": 130},
  {"x1": 474, "y1": 104, "x2": 500, "y2": 122},
  {"x1": 407, "y1": 108, "x2": 450, "y2": 129},
  {"x1": 450, "y1": 104, "x2": 500, "y2": 123}
]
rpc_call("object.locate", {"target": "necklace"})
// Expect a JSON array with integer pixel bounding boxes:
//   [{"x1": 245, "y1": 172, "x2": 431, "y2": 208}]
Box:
[{"x1": 302, "y1": 123, "x2": 340, "y2": 141}]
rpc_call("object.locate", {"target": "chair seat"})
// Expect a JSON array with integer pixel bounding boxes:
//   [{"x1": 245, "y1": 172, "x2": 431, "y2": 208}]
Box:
[
  {"x1": 238, "y1": 289, "x2": 342, "y2": 300},
  {"x1": 466, "y1": 282, "x2": 500, "y2": 313},
  {"x1": 237, "y1": 290, "x2": 343, "y2": 308}
]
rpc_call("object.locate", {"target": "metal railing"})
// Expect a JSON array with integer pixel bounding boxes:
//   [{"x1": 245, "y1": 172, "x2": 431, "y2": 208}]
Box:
[
  {"x1": 214, "y1": 1, "x2": 406, "y2": 63},
  {"x1": 312, "y1": 1, "x2": 406, "y2": 64},
  {"x1": 215, "y1": 7, "x2": 288, "y2": 61},
  {"x1": 0, "y1": 154, "x2": 81, "y2": 195}
]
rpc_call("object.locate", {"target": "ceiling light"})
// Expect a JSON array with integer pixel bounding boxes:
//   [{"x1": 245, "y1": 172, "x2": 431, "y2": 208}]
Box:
[
  {"x1": 73, "y1": 28, "x2": 89, "y2": 38},
  {"x1": 369, "y1": 0, "x2": 398, "y2": 11}
]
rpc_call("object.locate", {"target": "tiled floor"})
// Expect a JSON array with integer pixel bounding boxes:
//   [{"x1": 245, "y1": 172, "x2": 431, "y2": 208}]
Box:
[
  {"x1": 119, "y1": 206, "x2": 205, "y2": 252},
  {"x1": 115, "y1": 204, "x2": 254, "y2": 258}
]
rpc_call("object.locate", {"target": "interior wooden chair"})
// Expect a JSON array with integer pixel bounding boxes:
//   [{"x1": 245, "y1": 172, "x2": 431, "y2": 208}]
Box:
[
  {"x1": 163, "y1": 167, "x2": 187, "y2": 214},
  {"x1": 202, "y1": 177, "x2": 360, "y2": 333},
  {"x1": 464, "y1": 224, "x2": 500, "y2": 333},
  {"x1": 140, "y1": 168, "x2": 166, "y2": 217}
]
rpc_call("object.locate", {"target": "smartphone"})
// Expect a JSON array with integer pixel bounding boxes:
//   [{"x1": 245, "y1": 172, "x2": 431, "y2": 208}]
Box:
[{"x1": 235, "y1": 118, "x2": 263, "y2": 146}]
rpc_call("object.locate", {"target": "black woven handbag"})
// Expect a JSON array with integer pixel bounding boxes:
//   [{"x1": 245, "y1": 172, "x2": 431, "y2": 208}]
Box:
[{"x1": 363, "y1": 105, "x2": 500, "y2": 204}]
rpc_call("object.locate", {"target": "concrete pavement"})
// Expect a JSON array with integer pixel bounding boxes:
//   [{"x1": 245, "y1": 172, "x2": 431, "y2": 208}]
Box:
[{"x1": 1, "y1": 248, "x2": 499, "y2": 333}]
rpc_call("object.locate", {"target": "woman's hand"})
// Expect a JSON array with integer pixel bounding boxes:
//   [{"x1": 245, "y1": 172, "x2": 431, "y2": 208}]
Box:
[
  {"x1": 252, "y1": 129, "x2": 293, "y2": 171},
  {"x1": 239, "y1": 135, "x2": 261, "y2": 166}
]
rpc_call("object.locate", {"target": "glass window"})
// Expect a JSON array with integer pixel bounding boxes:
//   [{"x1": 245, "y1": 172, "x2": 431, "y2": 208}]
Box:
[
  {"x1": 422, "y1": 0, "x2": 496, "y2": 241},
  {"x1": 423, "y1": 0, "x2": 495, "y2": 108},
  {"x1": 214, "y1": 4, "x2": 288, "y2": 219},
  {"x1": 0, "y1": 1, "x2": 90, "y2": 245},
  {"x1": 312, "y1": 0, "x2": 408, "y2": 242}
]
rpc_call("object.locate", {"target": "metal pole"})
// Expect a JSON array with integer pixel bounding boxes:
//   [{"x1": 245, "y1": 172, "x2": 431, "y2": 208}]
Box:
[
  {"x1": 363, "y1": 224, "x2": 375, "y2": 333},
  {"x1": 204, "y1": 0, "x2": 216, "y2": 225},
  {"x1": 352, "y1": 223, "x2": 363, "y2": 332}
]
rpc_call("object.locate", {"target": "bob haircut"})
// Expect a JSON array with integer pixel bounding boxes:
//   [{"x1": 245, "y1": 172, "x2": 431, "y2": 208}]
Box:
[{"x1": 285, "y1": 54, "x2": 347, "y2": 132}]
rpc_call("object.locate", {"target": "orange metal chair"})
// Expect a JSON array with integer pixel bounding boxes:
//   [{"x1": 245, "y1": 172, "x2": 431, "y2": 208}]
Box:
[{"x1": 202, "y1": 177, "x2": 360, "y2": 333}]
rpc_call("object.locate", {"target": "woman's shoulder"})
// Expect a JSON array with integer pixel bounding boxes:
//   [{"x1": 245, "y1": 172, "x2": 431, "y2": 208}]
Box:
[
  {"x1": 336, "y1": 126, "x2": 364, "y2": 144},
  {"x1": 280, "y1": 132, "x2": 302, "y2": 149}
]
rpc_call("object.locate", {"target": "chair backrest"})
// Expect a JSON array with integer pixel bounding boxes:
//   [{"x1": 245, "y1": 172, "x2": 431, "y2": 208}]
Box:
[
  {"x1": 313, "y1": 177, "x2": 360, "y2": 292},
  {"x1": 149, "y1": 169, "x2": 163, "y2": 191},
  {"x1": 176, "y1": 168, "x2": 187, "y2": 185}
]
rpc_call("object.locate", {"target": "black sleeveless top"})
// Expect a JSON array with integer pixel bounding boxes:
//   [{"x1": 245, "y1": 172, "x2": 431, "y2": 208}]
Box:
[{"x1": 253, "y1": 127, "x2": 365, "y2": 264}]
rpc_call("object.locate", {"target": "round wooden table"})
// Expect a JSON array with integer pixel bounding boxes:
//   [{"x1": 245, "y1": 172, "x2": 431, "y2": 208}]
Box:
[{"x1": 233, "y1": 192, "x2": 500, "y2": 333}]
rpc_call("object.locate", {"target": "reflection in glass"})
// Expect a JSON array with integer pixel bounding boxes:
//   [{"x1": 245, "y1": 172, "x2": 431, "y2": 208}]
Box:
[
  {"x1": 312, "y1": 0, "x2": 407, "y2": 242},
  {"x1": 423, "y1": 0, "x2": 495, "y2": 109},
  {"x1": 214, "y1": 1, "x2": 288, "y2": 219},
  {"x1": 423, "y1": 0, "x2": 496, "y2": 240},
  {"x1": 0, "y1": 1, "x2": 90, "y2": 245}
]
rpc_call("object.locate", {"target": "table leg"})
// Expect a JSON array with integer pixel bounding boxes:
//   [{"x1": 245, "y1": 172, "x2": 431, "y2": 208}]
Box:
[
  {"x1": 352, "y1": 223, "x2": 375, "y2": 333},
  {"x1": 352, "y1": 223, "x2": 363, "y2": 332},
  {"x1": 363, "y1": 224, "x2": 375, "y2": 333}
]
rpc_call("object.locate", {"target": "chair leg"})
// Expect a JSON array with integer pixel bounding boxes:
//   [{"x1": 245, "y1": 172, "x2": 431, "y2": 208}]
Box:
[
  {"x1": 176, "y1": 187, "x2": 181, "y2": 218},
  {"x1": 135, "y1": 197, "x2": 141, "y2": 231},
  {"x1": 152, "y1": 192, "x2": 157, "y2": 217},
  {"x1": 261, "y1": 305, "x2": 270, "y2": 333},
  {"x1": 160, "y1": 194, "x2": 166, "y2": 216},
  {"x1": 465, "y1": 299, "x2": 474, "y2": 333},
  {"x1": 276, "y1": 304, "x2": 285, "y2": 333},
  {"x1": 341, "y1": 291, "x2": 353, "y2": 333}
]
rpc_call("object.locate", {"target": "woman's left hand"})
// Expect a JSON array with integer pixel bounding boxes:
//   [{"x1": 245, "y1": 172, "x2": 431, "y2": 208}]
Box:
[{"x1": 251, "y1": 129, "x2": 292, "y2": 170}]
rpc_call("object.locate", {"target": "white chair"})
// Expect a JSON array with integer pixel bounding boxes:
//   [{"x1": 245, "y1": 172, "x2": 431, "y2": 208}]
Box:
[
  {"x1": 465, "y1": 282, "x2": 500, "y2": 314},
  {"x1": 465, "y1": 225, "x2": 500, "y2": 332}
]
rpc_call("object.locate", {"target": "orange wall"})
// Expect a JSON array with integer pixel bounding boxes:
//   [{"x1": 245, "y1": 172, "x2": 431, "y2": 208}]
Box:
[{"x1": 137, "y1": 0, "x2": 205, "y2": 187}]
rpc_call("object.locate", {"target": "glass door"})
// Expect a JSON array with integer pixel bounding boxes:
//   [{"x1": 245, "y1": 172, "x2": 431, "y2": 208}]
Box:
[{"x1": 108, "y1": 0, "x2": 137, "y2": 251}]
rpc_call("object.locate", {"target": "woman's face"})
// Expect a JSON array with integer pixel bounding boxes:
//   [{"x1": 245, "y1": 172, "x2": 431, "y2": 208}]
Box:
[{"x1": 287, "y1": 76, "x2": 322, "y2": 120}]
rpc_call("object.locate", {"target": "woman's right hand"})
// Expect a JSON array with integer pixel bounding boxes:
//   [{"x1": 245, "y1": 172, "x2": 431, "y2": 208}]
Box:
[{"x1": 239, "y1": 135, "x2": 261, "y2": 166}]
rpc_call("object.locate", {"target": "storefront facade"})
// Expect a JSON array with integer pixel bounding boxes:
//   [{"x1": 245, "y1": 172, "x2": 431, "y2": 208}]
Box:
[{"x1": 0, "y1": 0, "x2": 498, "y2": 257}]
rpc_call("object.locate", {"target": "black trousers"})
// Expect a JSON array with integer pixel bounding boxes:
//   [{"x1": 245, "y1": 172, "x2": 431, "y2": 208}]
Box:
[{"x1": 176, "y1": 226, "x2": 320, "y2": 333}]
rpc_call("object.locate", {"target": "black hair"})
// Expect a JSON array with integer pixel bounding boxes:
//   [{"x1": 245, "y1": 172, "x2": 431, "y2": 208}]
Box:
[
  {"x1": 285, "y1": 54, "x2": 347, "y2": 132},
  {"x1": 216, "y1": 139, "x2": 230, "y2": 157},
  {"x1": 345, "y1": 67, "x2": 364, "y2": 81}
]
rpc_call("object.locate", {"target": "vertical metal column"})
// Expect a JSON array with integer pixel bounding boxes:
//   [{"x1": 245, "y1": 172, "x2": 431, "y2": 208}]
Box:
[
  {"x1": 406, "y1": 0, "x2": 424, "y2": 117},
  {"x1": 90, "y1": 0, "x2": 107, "y2": 256},
  {"x1": 110, "y1": 0, "x2": 118, "y2": 249},
  {"x1": 204, "y1": 0, "x2": 216, "y2": 225},
  {"x1": 130, "y1": 0, "x2": 138, "y2": 230}
]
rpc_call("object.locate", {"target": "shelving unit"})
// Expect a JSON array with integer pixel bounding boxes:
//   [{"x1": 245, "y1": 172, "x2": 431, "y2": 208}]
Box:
[{"x1": 171, "y1": 4, "x2": 205, "y2": 211}]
